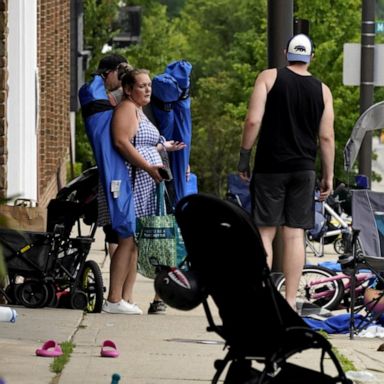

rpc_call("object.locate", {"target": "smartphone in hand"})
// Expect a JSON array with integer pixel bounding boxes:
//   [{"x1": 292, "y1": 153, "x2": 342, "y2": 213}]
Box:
[{"x1": 159, "y1": 167, "x2": 173, "y2": 181}]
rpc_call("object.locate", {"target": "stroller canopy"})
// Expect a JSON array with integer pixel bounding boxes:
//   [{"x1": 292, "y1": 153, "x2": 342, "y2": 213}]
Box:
[
  {"x1": 344, "y1": 101, "x2": 384, "y2": 171},
  {"x1": 151, "y1": 60, "x2": 193, "y2": 204}
]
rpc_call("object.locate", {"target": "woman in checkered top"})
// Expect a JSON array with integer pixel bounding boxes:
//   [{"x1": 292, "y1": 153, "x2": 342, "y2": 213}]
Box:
[{"x1": 101, "y1": 67, "x2": 185, "y2": 315}]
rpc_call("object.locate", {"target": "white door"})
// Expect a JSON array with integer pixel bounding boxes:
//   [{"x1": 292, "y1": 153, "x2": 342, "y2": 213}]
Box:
[{"x1": 7, "y1": 0, "x2": 38, "y2": 204}]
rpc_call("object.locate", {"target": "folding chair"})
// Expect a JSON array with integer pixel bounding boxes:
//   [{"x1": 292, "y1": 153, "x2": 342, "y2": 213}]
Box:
[{"x1": 344, "y1": 189, "x2": 384, "y2": 338}]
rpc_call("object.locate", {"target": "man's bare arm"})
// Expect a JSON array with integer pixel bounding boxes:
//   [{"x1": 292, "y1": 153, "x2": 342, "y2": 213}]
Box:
[
  {"x1": 318, "y1": 83, "x2": 335, "y2": 201},
  {"x1": 238, "y1": 69, "x2": 276, "y2": 180}
]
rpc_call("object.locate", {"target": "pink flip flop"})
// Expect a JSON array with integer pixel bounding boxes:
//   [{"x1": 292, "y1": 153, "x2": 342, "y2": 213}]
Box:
[
  {"x1": 100, "y1": 340, "x2": 119, "y2": 358},
  {"x1": 35, "y1": 340, "x2": 63, "y2": 357}
]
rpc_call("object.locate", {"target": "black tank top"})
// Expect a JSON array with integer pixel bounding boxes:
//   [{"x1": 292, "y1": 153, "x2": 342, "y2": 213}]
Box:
[{"x1": 253, "y1": 67, "x2": 324, "y2": 173}]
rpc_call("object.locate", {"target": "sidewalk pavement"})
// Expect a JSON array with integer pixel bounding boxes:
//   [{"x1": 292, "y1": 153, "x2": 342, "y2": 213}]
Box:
[{"x1": 1, "y1": 230, "x2": 384, "y2": 384}]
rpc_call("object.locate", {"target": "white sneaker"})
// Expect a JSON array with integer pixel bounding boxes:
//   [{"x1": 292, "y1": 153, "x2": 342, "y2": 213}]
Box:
[
  {"x1": 123, "y1": 301, "x2": 143, "y2": 315},
  {"x1": 102, "y1": 300, "x2": 142, "y2": 315}
]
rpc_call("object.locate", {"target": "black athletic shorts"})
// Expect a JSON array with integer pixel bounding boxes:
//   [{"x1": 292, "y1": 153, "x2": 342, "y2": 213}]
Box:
[
  {"x1": 103, "y1": 224, "x2": 119, "y2": 244},
  {"x1": 250, "y1": 170, "x2": 316, "y2": 229}
]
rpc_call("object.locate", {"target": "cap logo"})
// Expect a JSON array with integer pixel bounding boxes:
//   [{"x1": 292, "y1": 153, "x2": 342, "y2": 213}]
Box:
[{"x1": 294, "y1": 45, "x2": 307, "y2": 53}]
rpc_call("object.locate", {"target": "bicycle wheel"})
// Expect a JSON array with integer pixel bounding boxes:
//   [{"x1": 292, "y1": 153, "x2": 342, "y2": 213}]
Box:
[
  {"x1": 275, "y1": 265, "x2": 345, "y2": 310},
  {"x1": 80, "y1": 260, "x2": 104, "y2": 313}
]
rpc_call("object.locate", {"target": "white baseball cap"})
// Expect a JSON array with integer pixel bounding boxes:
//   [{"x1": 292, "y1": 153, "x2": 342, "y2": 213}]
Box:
[{"x1": 286, "y1": 34, "x2": 313, "y2": 63}]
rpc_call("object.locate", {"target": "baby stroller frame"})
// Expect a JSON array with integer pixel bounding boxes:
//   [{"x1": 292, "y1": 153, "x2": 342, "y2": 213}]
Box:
[
  {"x1": 175, "y1": 193, "x2": 351, "y2": 383},
  {"x1": 306, "y1": 187, "x2": 352, "y2": 258},
  {"x1": 0, "y1": 166, "x2": 104, "y2": 313}
]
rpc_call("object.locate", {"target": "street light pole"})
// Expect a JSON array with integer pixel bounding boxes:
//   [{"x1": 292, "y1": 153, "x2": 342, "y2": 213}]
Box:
[
  {"x1": 267, "y1": 0, "x2": 293, "y2": 68},
  {"x1": 267, "y1": 0, "x2": 293, "y2": 272},
  {"x1": 358, "y1": 0, "x2": 375, "y2": 188}
]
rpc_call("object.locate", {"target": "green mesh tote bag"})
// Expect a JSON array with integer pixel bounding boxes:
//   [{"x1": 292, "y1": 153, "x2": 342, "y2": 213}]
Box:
[{"x1": 136, "y1": 182, "x2": 186, "y2": 279}]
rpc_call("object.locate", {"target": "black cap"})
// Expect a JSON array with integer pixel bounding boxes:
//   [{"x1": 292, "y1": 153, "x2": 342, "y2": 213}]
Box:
[{"x1": 94, "y1": 54, "x2": 128, "y2": 75}]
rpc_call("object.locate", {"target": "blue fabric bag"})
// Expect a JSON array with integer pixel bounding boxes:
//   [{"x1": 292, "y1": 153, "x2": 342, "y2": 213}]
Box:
[
  {"x1": 78, "y1": 75, "x2": 136, "y2": 238},
  {"x1": 226, "y1": 173, "x2": 252, "y2": 213},
  {"x1": 185, "y1": 172, "x2": 198, "y2": 196},
  {"x1": 151, "y1": 60, "x2": 193, "y2": 204},
  {"x1": 303, "y1": 313, "x2": 384, "y2": 334}
]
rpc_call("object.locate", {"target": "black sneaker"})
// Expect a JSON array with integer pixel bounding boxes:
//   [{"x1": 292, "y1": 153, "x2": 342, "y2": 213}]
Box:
[{"x1": 148, "y1": 300, "x2": 167, "y2": 314}]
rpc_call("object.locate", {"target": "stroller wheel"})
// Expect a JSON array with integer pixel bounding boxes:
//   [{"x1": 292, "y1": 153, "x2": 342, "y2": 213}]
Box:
[
  {"x1": 45, "y1": 283, "x2": 59, "y2": 308},
  {"x1": 70, "y1": 290, "x2": 88, "y2": 310},
  {"x1": 80, "y1": 260, "x2": 104, "y2": 313},
  {"x1": 18, "y1": 280, "x2": 49, "y2": 308},
  {"x1": 333, "y1": 237, "x2": 344, "y2": 255},
  {"x1": 4, "y1": 284, "x2": 22, "y2": 305}
]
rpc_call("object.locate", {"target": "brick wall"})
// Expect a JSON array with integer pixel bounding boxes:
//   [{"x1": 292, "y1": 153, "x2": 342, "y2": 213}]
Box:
[
  {"x1": 0, "y1": 1, "x2": 71, "y2": 229},
  {"x1": 0, "y1": 0, "x2": 7, "y2": 199},
  {"x1": 37, "y1": 0, "x2": 71, "y2": 207}
]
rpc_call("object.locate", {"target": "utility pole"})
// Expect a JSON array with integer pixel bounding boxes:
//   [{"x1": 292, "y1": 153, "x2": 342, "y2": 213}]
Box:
[
  {"x1": 358, "y1": 0, "x2": 375, "y2": 188},
  {"x1": 267, "y1": 0, "x2": 293, "y2": 69},
  {"x1": 267, "y1": 0, "x2": 293, "y2": 272}
]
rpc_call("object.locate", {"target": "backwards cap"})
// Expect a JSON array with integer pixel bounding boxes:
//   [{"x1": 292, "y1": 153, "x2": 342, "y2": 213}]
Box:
[
  {"x1": 94, "y1": 54, "x2": 128, "y2": 75},
  {"x1": 286, "y1": 34, "x2": 313, "y2": 63}
]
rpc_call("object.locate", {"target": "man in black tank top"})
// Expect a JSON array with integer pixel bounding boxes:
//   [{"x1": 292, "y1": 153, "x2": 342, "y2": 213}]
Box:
[{"x1": 237, "y1": 34, "x2": 335, "y2": 311}]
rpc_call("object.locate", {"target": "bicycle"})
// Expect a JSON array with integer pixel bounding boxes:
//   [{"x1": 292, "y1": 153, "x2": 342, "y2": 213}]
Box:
[{"x1": 274, "y1": 264, "x2": 376, "y2": 311}]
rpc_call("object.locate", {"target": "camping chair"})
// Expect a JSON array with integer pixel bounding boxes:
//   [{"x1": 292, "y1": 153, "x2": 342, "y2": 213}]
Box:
[
  {"x1": 342, "y1": 189, "x2": 384, "y2": 338},
  {"x1": 174, "y1": 193, "x2": 351, "y2": 383},
  {"x1": 225, "y1": 173, "x2": 252, "y2": 213}
]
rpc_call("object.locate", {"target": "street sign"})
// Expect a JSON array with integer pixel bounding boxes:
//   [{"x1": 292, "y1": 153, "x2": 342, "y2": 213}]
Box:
[
  {"x1": 343, "y1": 43, "x2": 384, "y2": 86},
  {"x1": 377, "y1": 20, "x2": 384, "y2": 33}
]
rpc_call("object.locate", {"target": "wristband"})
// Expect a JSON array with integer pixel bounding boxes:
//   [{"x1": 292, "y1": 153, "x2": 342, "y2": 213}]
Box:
[{"x1": 238, "y1": 147, "x2": 251, "y2": 174}]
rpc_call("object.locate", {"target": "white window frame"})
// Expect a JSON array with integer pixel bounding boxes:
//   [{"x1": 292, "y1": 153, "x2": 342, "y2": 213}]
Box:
[{"x1": 7, "y1": 0, "x2": 38, "y2": 204}]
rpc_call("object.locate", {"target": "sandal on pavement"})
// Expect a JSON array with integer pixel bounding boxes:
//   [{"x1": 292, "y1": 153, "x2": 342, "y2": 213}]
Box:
[
  {"x1": 35, "y1": 340, "x2": 63, "y2": 357},
  {"x1": 100, "y1": 340, "x2": 119, "y2": 358}
]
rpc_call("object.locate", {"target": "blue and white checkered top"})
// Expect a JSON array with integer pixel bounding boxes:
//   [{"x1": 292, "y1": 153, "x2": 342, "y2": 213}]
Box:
[{"x1": 129, "y1": 109, "x2": 165, "y2": 217}]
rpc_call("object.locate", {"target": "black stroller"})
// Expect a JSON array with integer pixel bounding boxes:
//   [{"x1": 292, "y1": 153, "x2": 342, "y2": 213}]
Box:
[
  {"x1": 0, "y1": 166, "x2": 104, "y2": 313},
  {"x1": 165, "y1": 193, "x2": 352, "y2": 383}
]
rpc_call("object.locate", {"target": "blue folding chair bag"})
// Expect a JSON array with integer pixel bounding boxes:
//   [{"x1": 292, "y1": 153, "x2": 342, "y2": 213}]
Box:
[
  {"x1": 152, "y1": 73, "x2": 181, "y2": 103},
  {"x1": 151, "y1": 74, "x2": 181, "y2": 140},
  {"x1": 151, "y1": 61, "x2": 193, "y2": 203},
  {"x1": 165, "y1": 60, "x2": 192, "y2": 89},
  {"x1": 79, "y1": 75, "x2": 136, "y2": 238}
]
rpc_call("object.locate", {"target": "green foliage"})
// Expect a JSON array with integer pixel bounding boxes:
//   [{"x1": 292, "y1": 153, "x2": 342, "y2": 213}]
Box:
[
  {"x1": 75, "y1": 111, "x2": 95, "y2": 172},
  {"x1": 66, "y1": 162, "x2": 83, "y2": 183},
  {"x1": 79, "y1": 0, "x2": 384, "y2": 196},
  {"x1": 176, "y1": 0, "x2": 267, "y2": 194},
  {"x1": 158, "y1": 0, "x2": 186, "y2": 17},
  {"x1": 122, "y1": 2, "x2": 189, "y2": 74},
  {"x1": 83, "y1": 0, "x2": 121, "y2": 77}
]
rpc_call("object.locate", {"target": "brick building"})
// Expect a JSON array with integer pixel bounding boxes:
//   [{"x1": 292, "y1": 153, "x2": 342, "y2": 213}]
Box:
[{"x1": 0, "y1": 0, "x2": 72, "y2": 230}]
